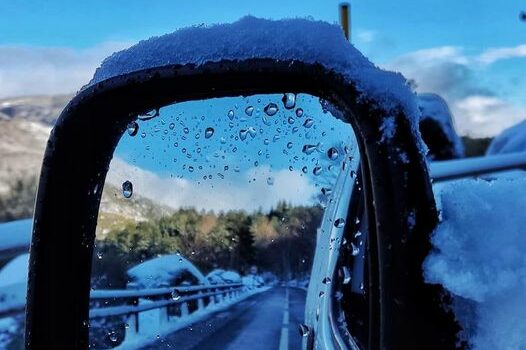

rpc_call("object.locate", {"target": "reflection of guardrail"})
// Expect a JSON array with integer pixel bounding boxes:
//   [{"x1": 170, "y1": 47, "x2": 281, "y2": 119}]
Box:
[
  {"x1": 0, "y1": 283, "x2": 245, "y2": 323},
  {"x1": 1, "y1": 282, "x2": 264, "y2": 349},
  {"x1": 89, "y1": 283, "x2": 245, "y2": 339}
]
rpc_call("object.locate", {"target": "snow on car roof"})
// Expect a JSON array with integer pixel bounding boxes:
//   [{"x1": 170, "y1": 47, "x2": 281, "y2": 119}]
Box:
[
  {"x1": 86, "y1": 17, "x2": 420, "y2": 138},
  {"x1": 486, "y1": 120, "x2": 526, "y2": 155},
  {"x1": 127, "y1": 254, "x2": 207, "y2": 288},
  {"x1": 417, "y1": 93, "x2": 464, "y2": 158},
  {"x1": 0, "y1": 218, "x2": 32, "y2": 251}
]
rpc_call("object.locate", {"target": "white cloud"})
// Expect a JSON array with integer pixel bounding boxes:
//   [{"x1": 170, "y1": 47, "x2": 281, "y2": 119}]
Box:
[
  {"x1": 355, "y1": 30, "x2": 376, "y2": 44},
  {"x1": 384, "y1": 45, "x2": 526, "y2": 137},
  {"x1": 0, "y1": 42, "x2": 132, "y2": 98},
  {"x1": 478, "y1": 44, "x2": 526, "y2": 65},
  {"x1": 453, "y1": 95, "x2": 526, "y2": 136},
  {"x1": 105, "y1": 157, "x2": 317, "y2": 213}
]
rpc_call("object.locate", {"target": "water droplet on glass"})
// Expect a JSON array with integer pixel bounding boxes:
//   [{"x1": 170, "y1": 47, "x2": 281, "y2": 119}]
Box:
[
  {"x1": 282, "y1": 93, "x2": 296, "y2": 109},
  {"x1": 245, "y1": 106, "x2": 254, "y2": 116},
  {"x1": 264, "y1": 103, "x2": 279, "y2": 116},
  {"x1": 228, "y1": 110, "x2": 235, "y2": 120},
  {"x1": 351, "y1": 242, "x2": 360, "y2": 256},
  {"x1": 321, "y1": 187, "x2": 332, "y2": 196},
  {"x1": 287, "y1": 142, "x2": 293, "y2": 149},
  {"x1": 183, "y1": 127, "x2": 189, "y2": 134},
  {"x1": 295, "y1": 108, "x2": 304, "y2": 118},
  {"x1": 327, "y1": 147, "x2": 339, "y2": 160},
  {"x1": 298, "y1": 324, "x2": 310, "y2": 337},
  {"x1": 239, "y1": 128, "x2": 256, "y2": 141},
  {"x1": 141, "y1": 132, "x2": 146, "y2": 138},
  {"x1": 302, "y1": 166, "x2": 308, "y2": 174},
  {"x1": 96, "y1": 251, "x2": 103, "y2": 260},
  {"x1": 239, "y1": 129, "x2": 248, "y2": 141},
  {"x1": 205, "y1": 127, "x2": 214, "y2": 139},
  {"x1": 169, "y1": 122, "x2": 175, "y2": 130},
  {"x1": 127, "y1": 121, "x2": 138, "y2": 136},
  {"x1": 108, "y1": 331, "x2": 118, "y2": 342},
  {"x1": 354, "y1": 230, "x2": 362, "y2": 238},
  {"x1": 122, "y1": 181, "x2": 133, "y2": 198},
  {"x1": 313, "y1": 166, "x2": 323, "y2": 176},
  {"x1": 188, "y1": 166, "x2": 194, "y2": 172},
  {"x1": 247, "y1": 127, "x2": 257, "y2": 138},
  {"x1": 171, "y1": 289, "x2": 181, "y2": 301},
  {"x1": 322, "y1": 277, "x2": 331, "y2": 284},
  {"x1": 334, "y1": 218, "x2": 345, "y2": 227},
  {"x1": 287, "y1": 117, "x2": 295, "y2": 125},
  {"x1": 303, "y1": 119, "x2": 314, "y2": 128},
  {"x1": 266, "y1": 177, "x2": 275, "y2": 186},
  {"x1": 302, "y1": 144, "x2": 317, "y2": 155},
  {"x1": 138, "y1": 108, "x2": 159, "y2": 121},
  {"x1": 341, "y1": 266, "x2": 352, "y2": 284}
]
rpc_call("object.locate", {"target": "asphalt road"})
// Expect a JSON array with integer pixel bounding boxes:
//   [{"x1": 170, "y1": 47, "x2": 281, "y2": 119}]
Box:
[{"x1": 141, "y1": 287, "x2": 306, "y2": 350}]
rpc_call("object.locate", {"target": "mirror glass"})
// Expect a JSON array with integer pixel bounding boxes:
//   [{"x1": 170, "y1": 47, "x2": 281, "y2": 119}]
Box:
[{"x1": 89, "y1": 93, "x2": 361, "y2": 350}]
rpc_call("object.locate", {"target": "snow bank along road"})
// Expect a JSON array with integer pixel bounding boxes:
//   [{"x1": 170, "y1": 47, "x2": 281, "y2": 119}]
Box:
[{"x1": 141, "y1": 287, "x2": 305, "y2": 350}]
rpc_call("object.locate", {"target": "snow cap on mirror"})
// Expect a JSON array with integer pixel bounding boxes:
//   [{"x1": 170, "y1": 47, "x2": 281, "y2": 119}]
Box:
[{"x1": 87, "y1": 17, "x2": 418, "y2": 121}]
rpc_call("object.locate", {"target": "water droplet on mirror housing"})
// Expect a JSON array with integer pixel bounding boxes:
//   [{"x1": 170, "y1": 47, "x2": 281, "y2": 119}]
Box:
[
  {"x1": 127, "y1": 121, "x2": 139, "y2": 136},
  {"x1": 282, "y1": 93, "x2": 296, "y2": 109}
]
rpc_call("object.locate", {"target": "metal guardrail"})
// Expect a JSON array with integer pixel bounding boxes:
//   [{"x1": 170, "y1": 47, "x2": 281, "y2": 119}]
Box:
[{"x1": 430, "y1": 151, "x2": 526, "y2": 182}]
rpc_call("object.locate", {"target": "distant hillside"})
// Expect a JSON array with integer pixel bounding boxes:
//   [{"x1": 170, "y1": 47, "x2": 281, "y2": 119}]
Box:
[
  {"x1": 0, "y1": 95, "x2": 69, "y2": 193},
  {"x1": 0, "y1": 95, "x2": 72, "y2": 125},
  {"x1": 97, "y1": 183, "x2": 174, "y2": 237},
  {"x1": 0, "y1": 94, "x2": 173, "y2": 233}
]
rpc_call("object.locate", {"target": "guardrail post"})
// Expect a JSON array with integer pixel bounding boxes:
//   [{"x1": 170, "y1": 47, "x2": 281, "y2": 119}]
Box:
[
  {"x1": 181, "y1": 302, "x2": 189, "y2": 317},
  {"x1": 159, "y1": 305, "x2": 169, "y2": 326},
  {"x1": 123, "y1": 313, "x2": 139, "y2": 342},
  {"x1": 208, "y1": 293, "x2": 215, "y2": 307},
  {"x1": 197, "y1": 293, "x2": 205, "y2": 310}
]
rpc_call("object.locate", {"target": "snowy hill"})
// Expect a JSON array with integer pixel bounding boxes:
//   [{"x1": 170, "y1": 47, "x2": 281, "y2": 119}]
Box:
[{"x1": 0, "y1": 94, "x2": 173, "y2": 231}]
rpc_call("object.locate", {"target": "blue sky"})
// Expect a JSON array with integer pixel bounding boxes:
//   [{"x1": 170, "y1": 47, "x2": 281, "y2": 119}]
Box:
[
  {"x1": 104, "y1": 93, "x2": 358, "y2": 211},
  {"x1": 0, "y1": 0, "x2": 525, "y2": 136}
]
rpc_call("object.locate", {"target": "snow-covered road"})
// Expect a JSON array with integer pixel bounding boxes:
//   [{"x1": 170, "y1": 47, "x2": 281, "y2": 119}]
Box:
[{"x1": 140, "y1": 287, "x2": 306, "y2": 350}]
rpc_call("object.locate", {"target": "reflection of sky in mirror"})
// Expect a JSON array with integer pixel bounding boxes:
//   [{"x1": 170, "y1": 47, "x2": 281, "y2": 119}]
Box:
[{"x1": 107, "y1": 93, "x2": 359, "y2": 212}]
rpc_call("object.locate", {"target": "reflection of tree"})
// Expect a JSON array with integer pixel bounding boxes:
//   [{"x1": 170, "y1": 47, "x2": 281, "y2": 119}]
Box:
[{"x1": 94, "y1": 202, "x2": 323, "y2": 287}]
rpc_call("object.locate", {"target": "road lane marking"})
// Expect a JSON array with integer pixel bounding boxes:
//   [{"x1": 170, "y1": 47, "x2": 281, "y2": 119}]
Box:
[{"x1": 279, "y1": 288, "x2": 290, "y2": 350}]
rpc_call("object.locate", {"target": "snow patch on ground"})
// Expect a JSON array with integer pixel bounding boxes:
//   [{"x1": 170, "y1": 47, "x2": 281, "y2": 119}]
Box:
[
  {"x1": 425, "y1": 174, "x2": 526, "y2": 349},
  {"x1": 127, "y1": 254, "x2": 207, "y2": 288}
]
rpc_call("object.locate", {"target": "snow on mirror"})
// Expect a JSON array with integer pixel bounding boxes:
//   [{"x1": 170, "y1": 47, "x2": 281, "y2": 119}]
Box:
[{"x1": 89, "y1": 93, "x2": 360, "y2": 350}]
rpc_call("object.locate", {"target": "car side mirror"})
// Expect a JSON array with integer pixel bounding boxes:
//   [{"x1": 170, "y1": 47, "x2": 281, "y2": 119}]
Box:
[{"x1": 25, "y1": 17, "x2": 456, "y2": 350}]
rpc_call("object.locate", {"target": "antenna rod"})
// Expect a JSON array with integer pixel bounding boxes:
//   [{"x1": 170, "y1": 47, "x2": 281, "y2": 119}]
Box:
[{"x1": 339, "y1": 2, "x2": 351, "y2": 41}]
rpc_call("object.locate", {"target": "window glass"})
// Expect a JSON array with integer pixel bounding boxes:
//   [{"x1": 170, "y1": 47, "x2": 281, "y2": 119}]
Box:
[{"x1": 88, "y1": 93, "x2": 360, "y2": 349}]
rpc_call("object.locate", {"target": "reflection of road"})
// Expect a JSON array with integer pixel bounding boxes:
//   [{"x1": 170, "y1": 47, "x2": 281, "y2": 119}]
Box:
[{"x1": 141, "y1": 287, "x2": 306, "y2": 350}]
